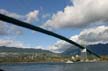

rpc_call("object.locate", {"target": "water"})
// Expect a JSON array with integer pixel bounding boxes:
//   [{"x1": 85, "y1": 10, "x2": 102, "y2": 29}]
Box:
[{"x1": 0, "y1": 62, "x2": 108, "y2": 71}]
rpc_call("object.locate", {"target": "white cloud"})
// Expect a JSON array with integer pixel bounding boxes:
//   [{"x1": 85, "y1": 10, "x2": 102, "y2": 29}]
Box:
[
  {"x1": 26, "y1": 10, "x2": 39, "y2": 23},
  {"x1": 0, "y1": 9, "x2": 39, "y2": 35},
  {"x1": 0, "y1": 39, "x2": 25, "y2": 48},
  {"x1": 1, "y1": 25, "x2": 107, "y2": 53},
  {"x1": 0, "y1": 39, "x2": 48, "y2": 50},
  {"x1": 43, "y1": 0, "x2": 108, "y2": 29},
  {"x1": 34, "y1": 46, "x2": 48, "y2": 50},
  {"x1": 0, "y1": 39, "x2": 34, "y2": 49},
  {"x1": 48, "y1": 25, "x2": 108, "y2": 53},
  {"x1": 0, "y1": 9, "x2": 23, "y2": 19},
  {"x1": 0, "y1": 9, "x2": 23, "y2": 35},
  {"x1": 0, "y1": 21, "x2": 23, "y2": 36},
  {"x1": 0, "y1": 9, "x2": 39, "y2": 23},
  {"x1": 48, "y1": 40, "x2": 73, "y2": 53},
  {"x1": 72, "y1": 25, "x2": 108, "y2": 45}
]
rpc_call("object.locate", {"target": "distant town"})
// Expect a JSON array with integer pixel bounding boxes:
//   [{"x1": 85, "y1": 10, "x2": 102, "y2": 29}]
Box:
[
  {"x1": 0, "y1": 52, "x2": 108, "y2": 63},
  {"x1": 0, "y1": 45, "x2": 108, "y2": 63}
]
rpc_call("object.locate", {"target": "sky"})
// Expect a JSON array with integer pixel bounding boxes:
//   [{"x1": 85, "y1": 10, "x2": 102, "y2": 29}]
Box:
[{"x1": 0, "y1": 0, "x2": 108, "y2": 53}]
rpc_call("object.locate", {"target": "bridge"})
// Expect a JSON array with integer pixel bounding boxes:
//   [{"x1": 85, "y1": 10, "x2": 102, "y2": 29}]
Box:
[{"x1": 0, "y1": 13, "x2": 100, "y2": 58}]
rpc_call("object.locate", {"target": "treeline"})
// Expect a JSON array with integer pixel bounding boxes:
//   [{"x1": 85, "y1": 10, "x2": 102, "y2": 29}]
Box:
[
  {"x1": 0, "y1": 53, "x2": 69, "y2": 63},
  {"x1": 0, "y1": 56, "x2": 69, "y2": 63}
]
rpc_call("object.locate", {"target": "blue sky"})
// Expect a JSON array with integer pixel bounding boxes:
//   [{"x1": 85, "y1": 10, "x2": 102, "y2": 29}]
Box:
[
  {"x1": 0, "y1": 0, "x2": 81, "y2": 48},
  {"x1": 0, "y1": 0, "x2": 108, "y2": 52}
]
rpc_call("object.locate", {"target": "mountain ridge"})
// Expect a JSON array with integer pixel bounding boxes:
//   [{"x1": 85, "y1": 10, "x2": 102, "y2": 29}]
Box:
[
  {"x1": 1, "y1": 43, "x2": 108, "y2": 56},
  {"x1": 62, "y1": 43, "x2": 108, "y2": 56}
]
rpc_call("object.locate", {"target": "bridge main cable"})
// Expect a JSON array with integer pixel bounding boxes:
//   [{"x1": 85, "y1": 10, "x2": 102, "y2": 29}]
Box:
[{"x1": 0, "y1": 14, "x2": 100, "y2": 58}]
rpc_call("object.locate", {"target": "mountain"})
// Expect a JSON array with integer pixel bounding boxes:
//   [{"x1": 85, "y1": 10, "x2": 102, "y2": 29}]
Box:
[
  {"x1": 87, "y1": 43, "x2": 108, "y2": 55},
  {"x1": 0, "y1": 46, "x2": 53, "y2": 54},
  {"x1": 62, "y1": 43, "x2": 108, "y2": 56},
  {"x1": 0, "y1": 46, "x2": 61, "y2": 58},
  {"x1": 62, "y1": 47, "x2": 80, "y2": 56},
  {"x1": 62, "y1": 48, "x2": 80, "y2": 56},
  {"x1": 1, "y1": 43, "x2": 108, "y2": 57}
]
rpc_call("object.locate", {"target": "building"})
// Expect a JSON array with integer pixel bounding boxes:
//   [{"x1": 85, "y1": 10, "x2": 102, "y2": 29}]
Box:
[{"x1": 80, "y1": 48, "x2": 87, "y2": 61}]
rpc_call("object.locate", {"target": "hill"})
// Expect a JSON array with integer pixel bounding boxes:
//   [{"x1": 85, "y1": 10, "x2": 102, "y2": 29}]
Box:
[
  {"x1": 62, "y1": 43, "x2": 108, "y2": 56},
  {"x1": 0, "y1": 46, "x2": 52, "y2": 54}
]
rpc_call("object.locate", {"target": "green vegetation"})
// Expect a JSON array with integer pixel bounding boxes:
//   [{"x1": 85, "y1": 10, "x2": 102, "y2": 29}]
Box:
[
  {"x1": 0, "y1": 46, "x2": 108, "y2": 63},
  {"x1": 0, "y1": 53, "x2": 69, "y2": 63},
  {"x1": 0, "y1": 52, "x2": 108, "y2": 63}
]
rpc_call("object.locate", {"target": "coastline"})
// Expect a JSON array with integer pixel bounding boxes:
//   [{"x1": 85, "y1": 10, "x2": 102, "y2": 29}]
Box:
[{"x1": 0, "y1": 61, "x2": 108, "y2": 65}]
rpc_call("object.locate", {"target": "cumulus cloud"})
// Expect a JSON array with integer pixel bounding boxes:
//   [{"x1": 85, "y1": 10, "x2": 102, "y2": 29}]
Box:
[
  {"x1": 48, "y1": 40, "x2": 72, "y2": 53},
  {"x1": 48, "y1": 25, "x2": 108, "y2": 53},
  {"x1": 72, "y1": 25, "x2": 108, "y2": 45},
  {"x1": 0, "y1": 9, "x2": 39, "y2": 35},
  {"x1": 26, "y1": 10, "x2": 39, "y2": 23},
  {"x1": 43, "y1": 0, "x2": 108, "y2": 29}
]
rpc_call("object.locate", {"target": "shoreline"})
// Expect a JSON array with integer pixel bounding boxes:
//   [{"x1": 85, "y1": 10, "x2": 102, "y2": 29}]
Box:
[{"x1": 0, "y1": 61, "x2": 108, "y2": 65}]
